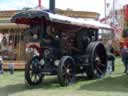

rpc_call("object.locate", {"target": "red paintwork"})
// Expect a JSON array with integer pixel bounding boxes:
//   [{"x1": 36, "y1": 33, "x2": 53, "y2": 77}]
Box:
[
  {"x1": 15, "y1": 17, "x2": 47, "y2": 24},
  {"x1": 26, "y1": 42, "x2": 42, "y2": 56}
]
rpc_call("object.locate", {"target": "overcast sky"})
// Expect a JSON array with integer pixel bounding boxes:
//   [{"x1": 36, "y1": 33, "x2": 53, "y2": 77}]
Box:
[{"x1": 0, "y1": 0, "x2": 127, "y2": 18}]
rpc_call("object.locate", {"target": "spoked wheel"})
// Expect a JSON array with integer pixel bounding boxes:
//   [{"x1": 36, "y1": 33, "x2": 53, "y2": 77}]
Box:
[
  {"x1": 93, "y1": 49, "x2": 107, "y2": 77},
  {"x1": 58, "y1": 56, "x2": 76, "y2": 86},
  {"x1": 86, "y1": 42, "x2": 107, "y2": 78},
  {"x1": 25, "y1": 56, "x2": 43, "y2": 85}
]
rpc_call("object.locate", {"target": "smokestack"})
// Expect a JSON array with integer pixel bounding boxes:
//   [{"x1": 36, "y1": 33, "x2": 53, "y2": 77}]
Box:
[
  {"x1": 49, "y1": 0, "x2": 55, "y2": 13},
  {"x1": 38, "y1": 0, "x2": 42, "y2": 8}
]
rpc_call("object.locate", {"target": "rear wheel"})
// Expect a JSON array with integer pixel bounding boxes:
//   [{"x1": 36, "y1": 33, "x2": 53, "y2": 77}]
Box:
[
  {"x1": 25, "y1": 56, "x2": 43, "y2": 85},
  {"x1": 58, "y1": 56, "x2": 76, "y2": 86},
  {"x1": 86, "y1": 42, "x2": 107, "y2": 78}
]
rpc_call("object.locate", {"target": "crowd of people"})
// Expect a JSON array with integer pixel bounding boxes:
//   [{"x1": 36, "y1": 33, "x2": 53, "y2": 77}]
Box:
[
  {"x1": 0, "y1": 34, "x2": 14, "y2": 75},
  {"x1": 106, "y1": 39, "x2": 128, "y2": 74}
]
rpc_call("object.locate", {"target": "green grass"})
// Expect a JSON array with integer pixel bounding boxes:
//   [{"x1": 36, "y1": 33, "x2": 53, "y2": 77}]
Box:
[{"x1": 1, "y1": 57, "x2": 128, "y2": 96}]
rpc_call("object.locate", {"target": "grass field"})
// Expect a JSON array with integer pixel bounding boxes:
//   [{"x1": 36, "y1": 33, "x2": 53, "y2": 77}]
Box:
[{"x1": 1, "y1": 57, "x2": 128, "y2": 96}]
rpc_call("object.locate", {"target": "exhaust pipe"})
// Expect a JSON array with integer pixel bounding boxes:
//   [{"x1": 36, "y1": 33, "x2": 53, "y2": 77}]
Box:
[{"x1": 49, "y1": 0, "x2": 55, "y2": 13}]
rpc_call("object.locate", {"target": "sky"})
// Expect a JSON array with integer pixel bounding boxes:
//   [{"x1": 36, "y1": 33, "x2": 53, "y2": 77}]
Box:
[{"x1": 0, "y1": 0, "x2": 127, "y2": 18}]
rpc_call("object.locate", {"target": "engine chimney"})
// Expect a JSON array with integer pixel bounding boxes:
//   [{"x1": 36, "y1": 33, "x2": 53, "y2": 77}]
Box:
[{"x1": 49, "y1": 0, "x2": 55, "y2": 13}]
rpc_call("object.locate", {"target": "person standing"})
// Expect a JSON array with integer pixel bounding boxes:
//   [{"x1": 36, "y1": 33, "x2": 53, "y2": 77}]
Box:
[
  {"x1": 0, "y1": 56, "x2": 4, "y2": 74},
  {"x1": 106, "y1": 40, "x2": 115, "y2": 72},
  {"x1": 121, "y1": 45, "x2": 128, "y2": 73},
  {"x1": 8, "y1": 62, "x2": 14, "y2": 74}
]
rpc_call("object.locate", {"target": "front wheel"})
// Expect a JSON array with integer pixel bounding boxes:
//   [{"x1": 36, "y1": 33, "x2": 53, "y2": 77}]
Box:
[
  {"x1": 25, "y1": 56, "x2": 43, "y2": 85},
  {"x1": 86, "y1": 42, "x2": 107, "y2": 78},
  {"x1": 58, "y1": 56, "x2": 76, "y2": 86}
]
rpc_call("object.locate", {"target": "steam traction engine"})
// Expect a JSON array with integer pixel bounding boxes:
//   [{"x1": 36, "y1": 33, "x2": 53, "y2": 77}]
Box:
[{"x1": 11, "y1": 9, "x2": 110, "y2": 86}]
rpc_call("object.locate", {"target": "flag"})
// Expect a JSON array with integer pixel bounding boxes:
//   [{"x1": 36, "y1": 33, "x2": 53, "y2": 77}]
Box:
[{"x1": 111, "y1": 23, "x2": 123, "y2": 33}]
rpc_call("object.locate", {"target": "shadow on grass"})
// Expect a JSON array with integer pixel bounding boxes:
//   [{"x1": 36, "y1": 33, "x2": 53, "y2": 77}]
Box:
[
  {"x1": 1, "y1": 74, "x2": 128, "y2": 95},
  {"x1": 0, "y1": 77, "x2": 61, "y2": 95},
  {"x1": 79, "y1": 74, "x2": 128, "y2": 93},
  {"x1": 0, "y1": 75, "x2": 91, "y2": 95}
]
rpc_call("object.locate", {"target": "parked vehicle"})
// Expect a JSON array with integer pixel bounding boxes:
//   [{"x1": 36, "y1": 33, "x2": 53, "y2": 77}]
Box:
[{"x1": 11, "y1": 8, "x2": 111, "y2": 86}]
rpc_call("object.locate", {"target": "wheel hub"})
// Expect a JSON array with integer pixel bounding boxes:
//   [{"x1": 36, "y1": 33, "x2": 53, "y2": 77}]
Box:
[
  {"x1": 66, "y1": 69, "x2": 70, "y2": 73},
  {"x1": 95, "y1": 56, "x2": 101, "y2": 65}
]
